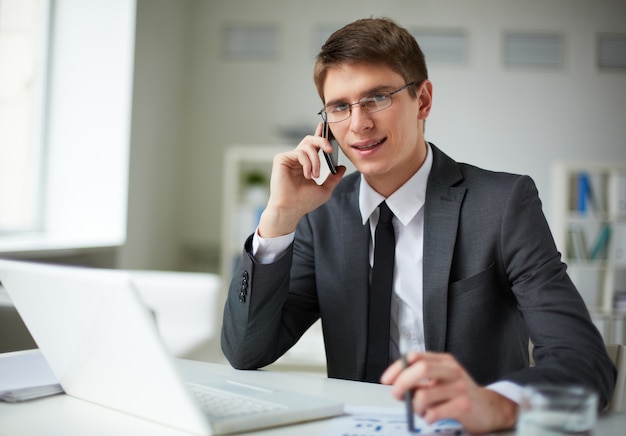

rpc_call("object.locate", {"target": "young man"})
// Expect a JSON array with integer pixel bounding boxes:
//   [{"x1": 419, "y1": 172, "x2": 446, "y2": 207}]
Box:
[{"x1": 221, "y1": 17, "x2": 615, "y2": 432}]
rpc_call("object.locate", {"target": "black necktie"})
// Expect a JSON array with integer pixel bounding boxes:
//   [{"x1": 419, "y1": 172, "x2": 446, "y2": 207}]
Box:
[{"x1": 364, "y1": 201, "x2": 395, "y2": 383}]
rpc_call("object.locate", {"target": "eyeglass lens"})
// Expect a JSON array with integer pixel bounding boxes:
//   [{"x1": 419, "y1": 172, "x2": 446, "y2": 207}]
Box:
[{"x1": 320, "y1": 82, "x2": 416, "y2": 123}]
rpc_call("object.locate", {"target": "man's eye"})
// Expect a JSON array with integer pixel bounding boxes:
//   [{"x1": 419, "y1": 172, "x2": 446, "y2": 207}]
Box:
[
  {"x1": 330, "y1": 104, "x2": 349, "y2": 113},
  {"x1": 369, "y1": 93, "x2": 390, "y2": 103}
]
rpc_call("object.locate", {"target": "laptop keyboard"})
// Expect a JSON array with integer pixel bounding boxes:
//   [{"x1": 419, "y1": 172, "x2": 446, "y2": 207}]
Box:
[{"x1": 187, "y1": 383, "x2": 286, "y2": 419}]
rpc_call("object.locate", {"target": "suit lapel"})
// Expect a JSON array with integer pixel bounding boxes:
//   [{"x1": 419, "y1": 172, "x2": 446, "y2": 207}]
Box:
[
  {"x1": 335, "y1": 146, "x2": 466, "y2": 371},
  {"x1": 423, "y1": 145, "x2": 466, "y2": 352},
  {"x1": 337, "y1": 176, "x2": 370, "y2": 379}
]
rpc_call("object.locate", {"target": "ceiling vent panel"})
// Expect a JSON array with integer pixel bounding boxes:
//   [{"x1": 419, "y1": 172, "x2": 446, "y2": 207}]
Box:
[
  {"x1": 411, "y1": 29, "x2": 468, "y2": 64},
  {"x1": 598, "y1": 33, "x2": 626, "y2": 70},
  {"x1": 504, "y1": 32, "x2": 563, "y2": 69}
]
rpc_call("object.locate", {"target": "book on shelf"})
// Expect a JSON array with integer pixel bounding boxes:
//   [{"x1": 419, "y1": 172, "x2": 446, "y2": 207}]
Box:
[
  {"x1": 590, "y1": 223, "x2": 612, "y2": 261},
  {"x1": 588, "y1": 172, "x2": 609, "y2": 213},
  {"x1": 577, "y1": 172, "x2": 591, "y2": 213},
  {"x1": 567, "y1": 222, "x2": 612, "y2": 262},
  {"x1": 569, "y1": 171, "x2": 610, "y2": 215},
  {"x1": 567, "y1": 224, "x2": 589, "y2": 261}
]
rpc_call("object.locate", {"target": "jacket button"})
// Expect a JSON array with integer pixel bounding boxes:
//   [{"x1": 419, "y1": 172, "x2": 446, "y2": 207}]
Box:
[{"x1": 239, "y1": 271, "x2": 249, "y2": 302}]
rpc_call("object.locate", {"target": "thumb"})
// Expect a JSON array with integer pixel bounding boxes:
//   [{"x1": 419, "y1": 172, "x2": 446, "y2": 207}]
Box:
[{"x1": 321, "y1": 166, "x2": 347, "y2": 190}]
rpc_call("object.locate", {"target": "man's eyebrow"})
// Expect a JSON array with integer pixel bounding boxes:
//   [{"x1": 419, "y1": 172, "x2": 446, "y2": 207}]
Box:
[{"x1": 324, "y1": 84, "x2": 397, "y2": 107}]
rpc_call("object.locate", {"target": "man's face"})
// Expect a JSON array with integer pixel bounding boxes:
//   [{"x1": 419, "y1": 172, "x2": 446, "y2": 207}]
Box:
[{"x1": 322, "y1": 63, "x2": 431, "y2": 196}]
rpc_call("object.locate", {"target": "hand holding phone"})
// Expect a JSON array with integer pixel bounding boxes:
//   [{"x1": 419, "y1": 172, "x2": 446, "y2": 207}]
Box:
[{"x1": 321, "y1": 119, "x2": 338, "y2": 175}]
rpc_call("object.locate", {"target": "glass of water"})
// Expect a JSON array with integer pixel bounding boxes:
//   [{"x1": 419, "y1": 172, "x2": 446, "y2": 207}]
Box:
[{"x1": 516, "y1": 385, "x2": 597, "y2": 435}]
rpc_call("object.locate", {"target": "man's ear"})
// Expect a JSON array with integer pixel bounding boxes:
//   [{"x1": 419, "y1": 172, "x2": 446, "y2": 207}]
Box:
[{"x1": 417, "y1": 80, "x2": 433, "y2": 120}]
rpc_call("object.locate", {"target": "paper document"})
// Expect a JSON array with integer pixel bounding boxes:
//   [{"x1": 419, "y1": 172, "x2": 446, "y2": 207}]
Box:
[
  {"x1": 321, "y1": 405, "x2": 466, "y2": 435},
  {"x1": 0, "y1": 349, "x2": 63, "y2": 402}
]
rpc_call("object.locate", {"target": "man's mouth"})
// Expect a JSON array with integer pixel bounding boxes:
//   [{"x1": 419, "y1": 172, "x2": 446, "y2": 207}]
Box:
[{"x1": 352, "y1": 138, "x2": 386, "y2": 151}]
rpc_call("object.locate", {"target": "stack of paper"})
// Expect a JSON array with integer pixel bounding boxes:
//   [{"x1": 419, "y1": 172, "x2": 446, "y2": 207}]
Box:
[{"x1": 0, "y1": 349, "x2": 63, "y2": 402}]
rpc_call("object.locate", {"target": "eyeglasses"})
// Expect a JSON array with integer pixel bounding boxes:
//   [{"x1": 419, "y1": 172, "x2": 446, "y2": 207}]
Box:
[{"x1": 318, "y1": 82, "x2": 417, "y2": 123}]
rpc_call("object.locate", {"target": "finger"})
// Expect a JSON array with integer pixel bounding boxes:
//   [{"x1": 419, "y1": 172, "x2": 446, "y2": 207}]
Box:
[
  {"x1": 313, "y1": 121, "x2": 336, "y2": 156},
  {"x1": 320, "y1": 166, "x2": 347, "y2": 188},
  {"x1": 380, "y1": 356, "x2": 409, "y2": 385},
  {"x1": 381, "y1": 351, "x2": 427, "y2": 386},
  {"x1": 297, "y1": 135, "x2": 329, "y2": 178},
  {"x1": 298, "y1": 149, "x2": 319, "y2": 179},
  {"x1": 320, "y1": 139, "x2": 334, "y2": 155},
  {"x1": 412, "y1": 377, "x2": 468, "y2": 418},
  {"x1": 390, "y1": 354, "x2": 460, "y2": 398},
  {"x1": 285, "y1": 148, "x2": 314, "y2": 179},
  {"x1": 420, "y1": 393, "x2": 472, "y2": 425}
]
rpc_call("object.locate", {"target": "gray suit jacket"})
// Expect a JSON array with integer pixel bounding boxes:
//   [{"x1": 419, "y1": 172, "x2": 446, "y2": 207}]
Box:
[{"x1": 221, "y1": 144, "x2": 616, "y2": 408}]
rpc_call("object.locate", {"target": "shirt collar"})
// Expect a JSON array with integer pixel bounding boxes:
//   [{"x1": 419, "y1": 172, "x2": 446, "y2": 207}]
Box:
[{"x1": 359, "y1": 143, "x2": 433, "y2": 225}]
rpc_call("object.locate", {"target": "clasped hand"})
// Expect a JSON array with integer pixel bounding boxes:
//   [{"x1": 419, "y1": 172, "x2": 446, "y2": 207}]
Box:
[{"x1": 381, "y1": 352, "x2": 518, "y2": 434}]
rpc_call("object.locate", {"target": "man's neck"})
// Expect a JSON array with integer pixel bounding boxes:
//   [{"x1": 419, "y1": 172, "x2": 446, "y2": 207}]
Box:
[{"x1": 364, "y1": 141, "x2": 429, "y2": 198}]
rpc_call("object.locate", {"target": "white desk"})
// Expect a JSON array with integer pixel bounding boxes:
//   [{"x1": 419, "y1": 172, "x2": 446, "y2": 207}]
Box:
[{"x1": 1, "y1": 359, "x2": 625, "y2": 435}]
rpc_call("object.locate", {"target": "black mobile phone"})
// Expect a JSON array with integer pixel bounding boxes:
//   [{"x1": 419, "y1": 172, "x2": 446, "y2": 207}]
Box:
[{"x1": 322, "y1": 120, "x2": 338, "y2": 174}]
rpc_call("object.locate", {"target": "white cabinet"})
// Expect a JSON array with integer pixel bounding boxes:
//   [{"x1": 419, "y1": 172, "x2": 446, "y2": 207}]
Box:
[
  {"x1": 552, "y1": 162, "x2": 626, "y2": 342},
  {"x1": 220, "y1": 145, "x2": 327, "y2": 373}
]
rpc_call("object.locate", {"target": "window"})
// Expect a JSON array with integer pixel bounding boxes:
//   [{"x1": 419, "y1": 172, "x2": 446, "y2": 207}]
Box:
[
  {"x1": 0, "y1": 0, "x2": 48, "y2": 233},
  {"x1": 0, "y1": 0, "x2": 135, "y2": 253}
]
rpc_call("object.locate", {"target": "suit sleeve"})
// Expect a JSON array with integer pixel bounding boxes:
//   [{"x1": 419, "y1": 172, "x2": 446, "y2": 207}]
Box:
[
  {"x1": 220, "y1": 234, "x2": 319, "y2": 370},
  {"x1": 501, "y1": 175, "x2": 616, "y2": 408}
]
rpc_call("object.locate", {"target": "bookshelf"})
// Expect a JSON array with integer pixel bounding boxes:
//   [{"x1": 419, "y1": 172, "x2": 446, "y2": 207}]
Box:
[
  {"x1": 220, "y1": 145, "x2": 284, "y2": 286},
  {"x1": 220, "y1": 145, "x2": 327, "y2": 373},
  {"x1": 552, "y1": 162, "x2": 626, "y2": 343}
]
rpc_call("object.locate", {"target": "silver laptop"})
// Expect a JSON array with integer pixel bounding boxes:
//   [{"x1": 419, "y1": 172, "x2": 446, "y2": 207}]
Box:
[{"x1": 0, "y1": 259, "x2": 343, "y2": 435}]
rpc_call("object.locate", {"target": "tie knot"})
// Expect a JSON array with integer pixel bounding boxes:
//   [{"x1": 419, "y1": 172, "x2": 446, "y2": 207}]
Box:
[{"x1": 378, "y1": 202, "x2": 394, "y2": 224}]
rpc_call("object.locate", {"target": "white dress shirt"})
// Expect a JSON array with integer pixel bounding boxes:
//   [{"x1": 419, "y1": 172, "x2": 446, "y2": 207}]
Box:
[{"x1": 358, "y1": 145, "x2": 432, "y2": 362}]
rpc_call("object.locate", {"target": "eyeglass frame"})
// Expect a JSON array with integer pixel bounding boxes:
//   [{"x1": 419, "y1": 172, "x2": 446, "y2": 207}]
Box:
[{"x1": 317, "y1": 81, "x2": 418, "y2": 123}]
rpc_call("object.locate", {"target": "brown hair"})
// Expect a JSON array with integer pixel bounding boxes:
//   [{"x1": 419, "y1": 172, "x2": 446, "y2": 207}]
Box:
[{"x1": 313, "y1": 17, "x2": 428, "y2": 102}]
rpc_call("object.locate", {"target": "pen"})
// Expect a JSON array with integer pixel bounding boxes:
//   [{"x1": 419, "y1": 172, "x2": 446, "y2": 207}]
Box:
[
  {"x1": 400, "y1": 335, "x2": 415, "y2": 433},
  {"x1": 401, "y1": 353, "x2": 415, "y2": 433}
]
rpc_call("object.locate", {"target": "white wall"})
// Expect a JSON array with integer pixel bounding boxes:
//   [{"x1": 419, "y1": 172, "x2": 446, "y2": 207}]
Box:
[
  {"x1": 123, "y1": 0, "x2": 626, "y2": 272},
  {"x1": 117, "y1": 0, "x2": 189, "y2": 270}
]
